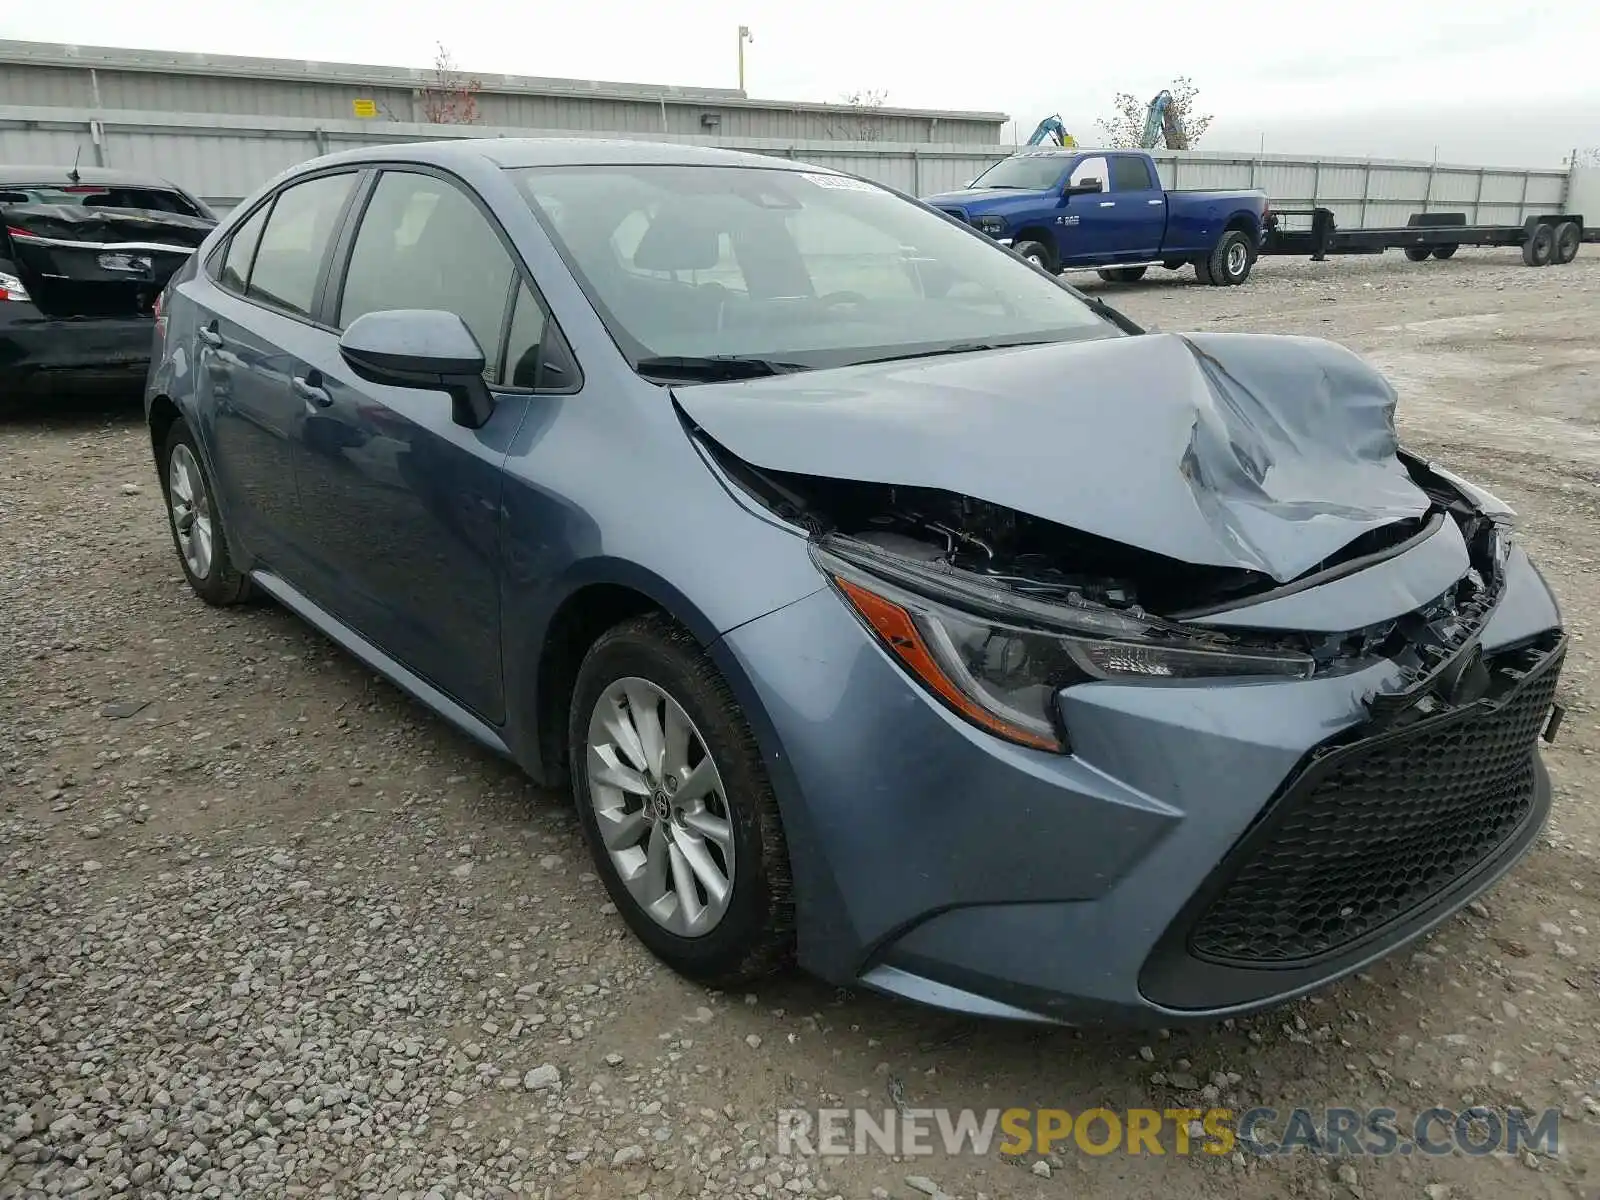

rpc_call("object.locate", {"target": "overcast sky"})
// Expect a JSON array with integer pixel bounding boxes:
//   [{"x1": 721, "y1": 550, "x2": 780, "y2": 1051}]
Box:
[{"x1": 4, "y1": 0, "x2": 1597, "y2": 168}]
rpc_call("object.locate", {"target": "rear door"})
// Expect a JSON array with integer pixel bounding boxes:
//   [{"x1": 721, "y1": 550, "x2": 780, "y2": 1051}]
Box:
[
  {"x1": 1104, "y1": 154, "x2": 1167, "y2": 259},
  {"x1": 286, "y1": 167, "x2": 550, "y2": 722},
  {"x1": 188, "y1": 171, "x2": 361, "y2": 571}
]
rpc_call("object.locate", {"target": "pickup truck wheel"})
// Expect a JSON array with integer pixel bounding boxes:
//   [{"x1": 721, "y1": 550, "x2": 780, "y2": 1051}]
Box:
[
  {"x1": 1432, "y1": 244, "x2": 1459, "y2": 260},
  {"x1": 1162, "y1": 259, "x2": 1186, "y2": 271},
  {"x1": 1552, "y1": 222, "x2": 1581, "y2": 265},
  {"x1": 1205, "y1": 230, "x2": 1255, "y2": 285},
  {"x1": 1522, "y1": 224, "x2": 1555, "y2": 267},
  {"x1": 1403, "y1": 246, "x2": 1433, "y2": 262},
  {"x1": 1012, "y1": 240, "x2": 1055, "y2": 273},
  {"x1": 1096, "y1": 266, "x2": 1148, "y2": 283}
]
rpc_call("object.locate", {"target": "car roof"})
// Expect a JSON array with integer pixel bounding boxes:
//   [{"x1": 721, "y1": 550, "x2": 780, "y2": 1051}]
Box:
[
  {"x1": 304, "y1": 137, "x2": 824, "y2": 174},
  {"x1": 1009, "y1": 147, "x2": 1125, "y2": 158},
  {"x1": 0, "y1": 164, "x2": 185, "y2": 188}
]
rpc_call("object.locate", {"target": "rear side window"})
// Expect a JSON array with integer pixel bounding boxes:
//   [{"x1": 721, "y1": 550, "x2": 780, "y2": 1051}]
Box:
[
  {"x1": 219, "y1": 204, "x2": 269, "y2": 295},
  {"x1": 337, "y1": 171, "x2": 515, "y2": 379},
  {"x1": 1109, "y1": 156, "x2": 1156, "y2": 192},
  {"x1": 247, "y1": 173, "x2": 356, "y2": 319}
]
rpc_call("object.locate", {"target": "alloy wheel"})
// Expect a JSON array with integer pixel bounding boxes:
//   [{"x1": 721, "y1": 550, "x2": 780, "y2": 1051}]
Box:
[
  {"x1": 585, "y1": 677, "x2": 736, "y2": 937},
  {"x1": 168, "y1": 443, "x2": 214, "y2": 579}
]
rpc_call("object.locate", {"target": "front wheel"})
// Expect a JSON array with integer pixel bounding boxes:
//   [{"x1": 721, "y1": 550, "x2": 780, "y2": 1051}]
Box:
[
  {"x1": 1404, "y1": 246, "x2": 1432, "y2": 262},
  {"x1": 1012, "y1": 240, "x2": 1055, "y2": 273},
  {"x1": 1096, "y1": 266, "x2": 1148, "y2": 283},
  {"x1": 568, "y1": 614, "x2": 795, "y2": 986},
  {"x1": 1522, "y1": 224, "x2": 1555, "y2": 267},
  {"x1": 1203, "y1": 230, "x2": 1255, "y2": 285},
  {"x1": 161, "y1": 418, "x2": 253, "y2": 606}
]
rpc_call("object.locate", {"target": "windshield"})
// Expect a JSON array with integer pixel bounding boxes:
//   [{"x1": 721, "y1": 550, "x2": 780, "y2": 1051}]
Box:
[
  {"x1": 0, "y1": 184, "x2": 204, "y2": 216},
  {"x1": 968, "y1": 156, "x2": 1070, "y2": 191},
  {"x1": 512, "y1": 164, "x2": 1113, "y2": 374}
]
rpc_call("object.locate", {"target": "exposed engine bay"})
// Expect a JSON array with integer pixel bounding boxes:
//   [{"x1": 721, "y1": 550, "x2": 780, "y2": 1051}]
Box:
[{"x1": 704, "y1": 433, "x2": 1512, "y2": 692}]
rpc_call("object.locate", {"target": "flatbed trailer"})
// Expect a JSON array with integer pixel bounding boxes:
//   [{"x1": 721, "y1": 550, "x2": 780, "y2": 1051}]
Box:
[{"x1": 1259, "y1": 208, "x2": 1588, "y2": 267}]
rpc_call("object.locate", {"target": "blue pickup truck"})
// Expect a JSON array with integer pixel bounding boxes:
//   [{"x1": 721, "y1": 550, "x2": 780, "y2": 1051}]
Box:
[{"x1": 923, "y1": 148, "x2": 1270, "y2": 286}]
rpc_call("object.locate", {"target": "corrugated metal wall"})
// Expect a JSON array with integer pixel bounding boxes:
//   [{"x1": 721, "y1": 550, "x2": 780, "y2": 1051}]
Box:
[
  {"x1": 0, "y1": 41, "x2": 1008, "y2": 145},
  {"x1": 0, "y1": 105, "x2": 1577, "y2": 231}
]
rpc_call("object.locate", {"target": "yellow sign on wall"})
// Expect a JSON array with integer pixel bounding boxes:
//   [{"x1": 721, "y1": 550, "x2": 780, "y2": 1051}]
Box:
[{"x1": 352, "y1": 98, "x2": 378, "y2": 118}]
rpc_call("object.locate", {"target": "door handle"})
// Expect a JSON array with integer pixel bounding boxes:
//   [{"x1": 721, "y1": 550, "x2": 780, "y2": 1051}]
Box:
[
  {"x1": 1147, "y1": 199, "x2": 1163, "y2": 205},
  {"x1": 292, "y1": 375, "x2": 332, "y2": 408},
  {"x1": 1099, "y1": 201, "x2": 1116, "y2": 208},
  {"x1": 198, "y1": 323, "x2": 223, "y2": 347}
]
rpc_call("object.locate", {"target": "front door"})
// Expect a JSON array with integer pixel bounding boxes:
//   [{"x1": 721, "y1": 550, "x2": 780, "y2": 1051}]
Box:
[{"x1": 288, "y1": 169, "x2": 539, "y2": 723}]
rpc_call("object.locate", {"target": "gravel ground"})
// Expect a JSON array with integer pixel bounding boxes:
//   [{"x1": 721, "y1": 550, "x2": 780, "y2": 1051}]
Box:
[{"x1": 3, "y1": 247, "x2": 1599, "y2": 1200}]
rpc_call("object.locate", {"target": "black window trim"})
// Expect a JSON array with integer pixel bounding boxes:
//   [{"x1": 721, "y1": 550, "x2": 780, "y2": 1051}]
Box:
[
  {"x1": 319, "y1": 161, "x2": 582, "y2": 396},
  {"x1": 204, "y1": 165, "x2": 368, "y2": 331}
]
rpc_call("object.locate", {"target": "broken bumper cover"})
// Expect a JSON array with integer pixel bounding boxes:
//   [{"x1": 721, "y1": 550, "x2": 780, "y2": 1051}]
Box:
[
  {"x1": 718, "y1": 545, "x2": 1563, "y2": 1025},
  {"x1": 0, "y1": 302, "x2": 155, "y2": 383}
]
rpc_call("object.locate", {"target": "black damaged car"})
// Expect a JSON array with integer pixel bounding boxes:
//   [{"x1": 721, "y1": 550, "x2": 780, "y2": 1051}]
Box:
[{"x1": 1, "y1": 165, "x2": 216, "y2": 395}]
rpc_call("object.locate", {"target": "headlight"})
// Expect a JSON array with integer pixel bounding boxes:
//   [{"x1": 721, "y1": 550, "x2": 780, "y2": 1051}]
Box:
[
  {"x1": 975, "y1": 214, "x2": 1006, "y2": 236},
  {"x1": 0, "y1": 269, "x2": 30, "y2": 302},
  {"x1": 814, "y1": 539, "x2": 1314, "y2": 754}
]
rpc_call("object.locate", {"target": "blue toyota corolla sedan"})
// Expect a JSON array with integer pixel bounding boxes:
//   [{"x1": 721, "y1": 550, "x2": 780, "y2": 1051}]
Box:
[{"x1": 145, "y1": 139, "x2": 1566, "y2": 1025}]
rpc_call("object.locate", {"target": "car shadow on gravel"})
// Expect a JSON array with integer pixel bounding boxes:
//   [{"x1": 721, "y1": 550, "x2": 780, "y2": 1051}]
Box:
[{"x1": 1, "y1": 380, "x2": 146, "y2": 428}]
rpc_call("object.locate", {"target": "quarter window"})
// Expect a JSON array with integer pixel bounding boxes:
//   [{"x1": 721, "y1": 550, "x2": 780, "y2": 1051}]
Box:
[
  {"x1": 338, "y1": 171, "x2": 515, "y2": 379},
  {"x1": 502, "y1": 281, "x2": 548, "y2": 389},
  {"x1": 219, "y1": 203, "x2": 269, "y2": 295},
  {"x1": 247, "y1": 173, "x2": 356, "y2": 318}
]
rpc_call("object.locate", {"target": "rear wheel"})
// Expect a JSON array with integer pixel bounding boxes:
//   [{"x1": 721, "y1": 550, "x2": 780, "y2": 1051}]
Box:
[
  {"x1": 1522, "y1": 224, "x2": 1555, "y2": 267},
  {"x1": 1096, "y1": 266, "x2": 1148, "y2": 283},
  {"x1": 1404, "y1": 246, "x2": 1432, "y2": 262},
  {"x1": 1203, "y1": 229, "x2": 1255, "y2": 285},
  {"x1": 1552, "y1": 221, "x2": 1581, "y2": 265},
  {"x1": 161, "y1": 419, "x2": 252, "y2": 606},
  {"x1": 568, "y1": 614, "x2": 795, "y2": 986},
  {"x1": 1012, "y1": 239, "x2": 1055, "y2": 273},
  {"x1": 1432, "y1": 244, "x2": 1458, "y2": 260}
]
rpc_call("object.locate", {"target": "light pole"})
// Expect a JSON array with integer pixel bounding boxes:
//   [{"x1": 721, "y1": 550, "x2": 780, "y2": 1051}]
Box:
[{"x1": 737, "y1": 25, "x2": 753, "y2": 93}]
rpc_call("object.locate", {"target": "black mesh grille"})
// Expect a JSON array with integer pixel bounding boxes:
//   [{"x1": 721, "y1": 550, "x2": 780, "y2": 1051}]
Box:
[{"x1": 1189, "y1": 645, "x2": 1562, "y2": 966}]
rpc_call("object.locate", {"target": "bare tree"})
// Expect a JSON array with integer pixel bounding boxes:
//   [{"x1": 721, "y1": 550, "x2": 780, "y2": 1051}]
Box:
[
  {"x1": 1573, "y1": 147, "x2": 1600, "y2": 168},
  {"x1": 420, "y1": 43, "x2": 482, "y2": 125},
  {"x1": 1096, "y1": 77, "x2": 1213, "y2": 149},
  {"x1": 832, "y1": 88, "x2": 889, "y2": 141}
]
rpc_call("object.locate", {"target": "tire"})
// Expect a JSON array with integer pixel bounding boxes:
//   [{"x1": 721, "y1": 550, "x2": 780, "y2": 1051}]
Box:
[
  {"x1": 1404, "y1": 246, "x2": 1432, "y2": 262},
  {"x1": 1096, "y1": 266, "x2": 1148, "y2": 283},
  {"x1": 1552, "y1": 221, "x2": 1581, "y2": 265},
  {"x1": 161, "y1": 418, "x2": 253, "y2": 606},
  {"x1": 1432, "y1": 244, "x2": 1458, "y2": 260},
  {"x1": 1162, "y1": 259, "x2": 1186, "y2": 271},
  {"x1": 568, "y1": 613, "x2": 795, "y2": 987},
  {"x1": 1012, "y1": 240, "x2": 1055, "y2": 273},
  {"x1": 1522, "y1": 224, "x2": 1555, "y2": 267},
  {"x1": 1204, "y1": 229, "x2": 1254, "y2": 285},
  {"x1": 1193, "y1": 256, "x2": 1215, "y2": 285}
]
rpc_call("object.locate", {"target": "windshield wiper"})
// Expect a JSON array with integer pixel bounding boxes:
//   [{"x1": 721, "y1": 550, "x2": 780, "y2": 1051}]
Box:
[
  {"x1": 635, "y1": 355, "x2": 810, "y2": 382},
  {"x1": 851, "y1": 339, "x2": 1060, "y2": 367}
]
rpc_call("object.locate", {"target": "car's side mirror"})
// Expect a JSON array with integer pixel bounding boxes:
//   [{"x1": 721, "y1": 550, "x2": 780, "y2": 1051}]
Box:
[
  {"x1": 339, "y1": 309, "x2": 494, "y2": 429},
  {"x1": 1064, "y1": 178, "x2": 1104, "y2": 197}
]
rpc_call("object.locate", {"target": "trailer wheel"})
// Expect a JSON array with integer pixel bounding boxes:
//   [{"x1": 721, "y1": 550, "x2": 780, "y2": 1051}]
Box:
[
  {"x1": 1204, "y1": 230, "x2": 1255, "y2": 285},
  {"x1": 1404, "y1": 246, "x2": 1432, "y2": 262},
  {"x1": 1432, "y1": 244, "x2": 1458, "y2": 260},
  {"x1": 1097, "y1": 266, "x2": 1148, "y2": 283},
  {"x1": 1012, "y1": 240, "x2": 1056, "y2": 273},
  {"x1": 1552, "y1": 222, "x2": 1581, "y2": 265},
  {"x1": 1522, "y1": 224, "x2": 1555, "y2": 267}
]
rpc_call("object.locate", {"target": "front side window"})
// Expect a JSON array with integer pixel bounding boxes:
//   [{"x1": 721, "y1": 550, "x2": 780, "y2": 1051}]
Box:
[
  {"x1": 248, "y1": 173, "x2": 356, "y2": 319},
  {"x1": 1069, "y1": 157, "x2": 1109, "y2": 191},
  {"x1": 967, "y1": 156, "x2": 1070, "y2": 191},
  {"x1": 338, "y1": 171, "x2": 515, "y2": 379},
  {"x1": 514, "y1": 164, "x2": 1114, "y2": 374}
]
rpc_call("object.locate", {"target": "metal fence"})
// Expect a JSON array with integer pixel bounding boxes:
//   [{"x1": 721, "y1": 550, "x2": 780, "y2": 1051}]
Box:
[{"x1": 0, "y1": 104, "x2": 1577, "y2": 228}]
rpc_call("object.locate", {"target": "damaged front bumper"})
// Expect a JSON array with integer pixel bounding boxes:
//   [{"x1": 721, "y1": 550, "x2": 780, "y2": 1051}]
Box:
[{"x1": 719, "y1": 541, "x2": 1564, "y2": 1025}]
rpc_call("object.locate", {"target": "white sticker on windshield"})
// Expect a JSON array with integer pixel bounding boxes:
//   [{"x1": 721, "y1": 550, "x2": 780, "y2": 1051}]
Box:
[{"x1": 799, "y1": 172, "x2": 878, "y2": 192}]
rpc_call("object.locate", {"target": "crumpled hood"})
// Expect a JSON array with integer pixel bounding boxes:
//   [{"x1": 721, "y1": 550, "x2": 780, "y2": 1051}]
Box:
[{"x1": 675, "y1": 331, "x2": 1432, "y2": 584}]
